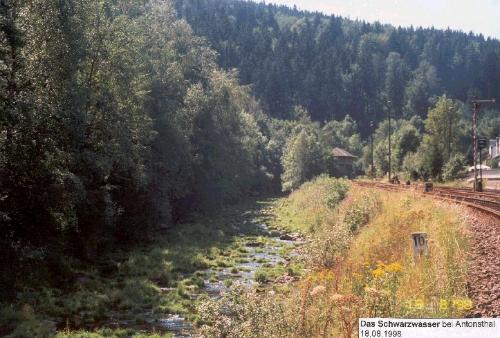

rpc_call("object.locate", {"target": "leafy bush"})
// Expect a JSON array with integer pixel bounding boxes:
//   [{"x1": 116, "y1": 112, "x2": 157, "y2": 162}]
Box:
[
  {"x1": 197, "y1": 285, "x2": 295, "y2": 337},
  {"x1": 402, "y1": 152, "x2": 426, "y2": 181},
  {"x1": 442, "y1": 154, "x2": 467, "y2": 181},
  {"x1": 306, "y1": 190, "x2": 381, "y2": 268},
  {"x1": 0, "y1": 305, "x2": 55, "y2": 338},
  {"x1": 281, "y1": 125, "x2": 328, "y2": 192},
  {"x1": 490, "y1": 156, "x2": 500, "y2": 169},
  {"x1": 343, "y1": 192, "x2": 382, "y2": 233},
  {"x1": 254, "y1": 270, "x2": 269, "y2": 284},
  {"x1": 292, "y1": 175, "x2": 348, "y2": 209}
]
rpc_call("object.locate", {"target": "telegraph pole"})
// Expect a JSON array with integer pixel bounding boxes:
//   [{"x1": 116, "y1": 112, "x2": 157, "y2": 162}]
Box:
[
  {"x1": 478, "y1": 136, "x2": 488, "y2": 191},
  {"x1": 471, "y1": 98, "x2": 495, "y2": 191},
  {"x1": 370, "y1": 121, "x2": 374, "y2": 178},
  {"x1": 479, "y1": 141, "x2": 483, "y2": 186},
  {"x1": 448, "y1": 106, "x2": 453, "y2": 161},
  {"x1": 387, "y1": 101, "x2": 392, "y2": 183}
]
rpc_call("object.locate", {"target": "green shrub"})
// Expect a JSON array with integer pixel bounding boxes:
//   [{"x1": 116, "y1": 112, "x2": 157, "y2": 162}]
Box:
[
  {"x1": 5, "y1": 319, "x2": 53, "y2": 338},
  {"x1": 343, "y1": 192, "x2": 382, "y2": 233},
  {"x1": 306, "y1": 190, "x2": 381, "y2": 267},
  {"x1": 442, "y1": 154, "x2": 467, "y2": 181},
  {"x1": 190, "y1": 276, "x2": 205, "y2": 289},
  {"x1": 254, "y1": 270, "x2": 269, "y2": 284}
]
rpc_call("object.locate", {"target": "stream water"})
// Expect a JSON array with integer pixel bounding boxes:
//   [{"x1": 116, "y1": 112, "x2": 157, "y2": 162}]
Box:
[{"x1": 154, "y1": 220, "x2": 303, "y2": 337}]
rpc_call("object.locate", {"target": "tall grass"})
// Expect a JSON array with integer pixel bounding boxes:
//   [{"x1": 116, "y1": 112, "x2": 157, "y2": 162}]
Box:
[
  {"x1": 343, "y1": 191, "x2": 470, "y2": 318},
  {"x1": 274, "y1": 175, "x2": 349, "y2": 233},
  {"x1": 200, "y1": 184, "x2": 471, "y2": 337}
]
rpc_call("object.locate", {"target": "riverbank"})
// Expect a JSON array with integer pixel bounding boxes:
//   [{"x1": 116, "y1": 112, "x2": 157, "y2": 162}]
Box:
[{"x1": 1, "y1": 196, "x2": 308, "y2": 337}]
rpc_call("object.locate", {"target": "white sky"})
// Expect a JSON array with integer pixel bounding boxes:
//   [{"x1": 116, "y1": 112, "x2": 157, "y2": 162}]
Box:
[{"x1": 266, "y1": 0, "x2": 500, "y2": 39}]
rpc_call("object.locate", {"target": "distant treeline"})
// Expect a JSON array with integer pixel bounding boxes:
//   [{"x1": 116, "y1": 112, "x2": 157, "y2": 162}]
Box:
[{"x1": 174, "y1": 0, "x2": 500, "y2": 134}]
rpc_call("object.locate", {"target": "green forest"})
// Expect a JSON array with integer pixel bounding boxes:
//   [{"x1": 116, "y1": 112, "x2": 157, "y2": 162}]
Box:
[
  {"x1": 0, "y1": 0, "x2": 499, "y2": 336},
  {"x1": 174, "y1": 0, "x2": 500, "y2": 125}
]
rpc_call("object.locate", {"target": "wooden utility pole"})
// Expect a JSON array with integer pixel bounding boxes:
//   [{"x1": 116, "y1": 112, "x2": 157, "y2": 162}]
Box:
[
  {"x1": 478, "y1": 136, "x2": 488, "y2": 190},
  {"x1": 471, "y1": 98, "x2": 495, "y2": 191},
  {"x1": 370, "y1": 120, "x2": 374, "y2": 177},
  {"x1": 387, "y1": 101, "x2": 392, "y2": 183},
  {"x1": 448, "y1": 107, "x2": 453, "y2": 161}
]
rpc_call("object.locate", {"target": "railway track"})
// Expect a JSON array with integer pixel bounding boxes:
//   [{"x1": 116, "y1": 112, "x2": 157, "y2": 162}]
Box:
[{"x1": 354, "y1": 181, "x2": 500, "y2": 218}]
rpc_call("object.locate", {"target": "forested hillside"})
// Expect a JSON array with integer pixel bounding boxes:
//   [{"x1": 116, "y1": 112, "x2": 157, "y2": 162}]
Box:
[
  {"x1": 0, "y1": 0, "x2": 278, "y2": 296},
  {"x1": 174, "y1": 0, "x2": 500, "y2": 132}
]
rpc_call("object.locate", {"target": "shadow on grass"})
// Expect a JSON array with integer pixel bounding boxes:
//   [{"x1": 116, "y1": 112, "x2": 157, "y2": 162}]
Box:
[{"x1": 1, "y1": 198, "x2": 278, "y2": 337}]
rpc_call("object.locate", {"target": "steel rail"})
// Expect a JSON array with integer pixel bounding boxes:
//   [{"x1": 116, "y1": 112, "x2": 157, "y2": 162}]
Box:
[{"x1": 354, "y1": 181, "x2": 500, "y2": 218}]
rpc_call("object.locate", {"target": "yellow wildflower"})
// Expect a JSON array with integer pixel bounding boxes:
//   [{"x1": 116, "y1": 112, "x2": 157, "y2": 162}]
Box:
[
  {"x1": 439, "y1": 298, "x2": 449, "y2": 311},
  {"x1": 414, "y1": 298, "x2": 425, "y2": 309},
  {"x1": 372, "y1": 267, "x2": 385, "y2": 279},
  {"x1": 386, "y1": 262, "x2": 403, "y2": 273}
]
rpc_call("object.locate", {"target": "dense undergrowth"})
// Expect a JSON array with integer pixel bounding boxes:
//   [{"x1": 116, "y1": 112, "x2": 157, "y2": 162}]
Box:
[
  {"x1": 200, "y1": 177, "x2": 471, "y2": 337},
  {"x1": 0, "y1": 198, "x2": 299, "y2": 337},
  {"x1": 273, "y1": 175, "x2": 350, "y2": 234}
]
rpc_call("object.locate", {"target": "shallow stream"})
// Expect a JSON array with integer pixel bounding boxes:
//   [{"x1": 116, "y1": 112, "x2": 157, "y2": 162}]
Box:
[{"x1": 155, "y1": 219, "x2": 302, "y2": 337}]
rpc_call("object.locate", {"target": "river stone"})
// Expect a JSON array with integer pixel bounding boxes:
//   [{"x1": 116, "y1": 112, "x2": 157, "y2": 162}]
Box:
[
  {"x1": 279, "y1": 233, "x2": 302, "y2": 241},
  {"x1": 274, "y1": 274, "x2": 296, "y2": 284},
  {"x1": 158, "y1": 314, "x2": 192, "y2": 331}
]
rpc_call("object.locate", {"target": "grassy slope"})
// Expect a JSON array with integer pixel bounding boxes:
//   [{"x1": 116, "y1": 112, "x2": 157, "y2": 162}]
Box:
[
  {"x1": 199, "y1": 177, "x2": 472, "y2": 337},
  {"x1": 342, "y1": 188, "x2": 470, "y2": 317},
  {"x1": 272, "y1": 176, "x2": 350, "y2": 234},
  {"x1": 282, "y1": 182, "x2": 471, "y2": 335}
]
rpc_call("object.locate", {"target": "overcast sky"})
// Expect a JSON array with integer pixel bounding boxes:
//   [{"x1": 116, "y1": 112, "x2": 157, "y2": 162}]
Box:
[{"x1": 267, "y1": 0, "x2": 500, "y2": 39}]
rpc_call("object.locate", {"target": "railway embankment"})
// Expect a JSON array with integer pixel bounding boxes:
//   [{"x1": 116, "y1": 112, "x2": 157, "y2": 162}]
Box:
[{"x1": 197, "y1": 178, "x2": 475, "y2": 337}]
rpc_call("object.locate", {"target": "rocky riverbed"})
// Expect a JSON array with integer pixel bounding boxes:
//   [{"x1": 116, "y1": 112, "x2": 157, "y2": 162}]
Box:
[{"x1": 153, "y1": 219, "x2": 305, "y2": 337}]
